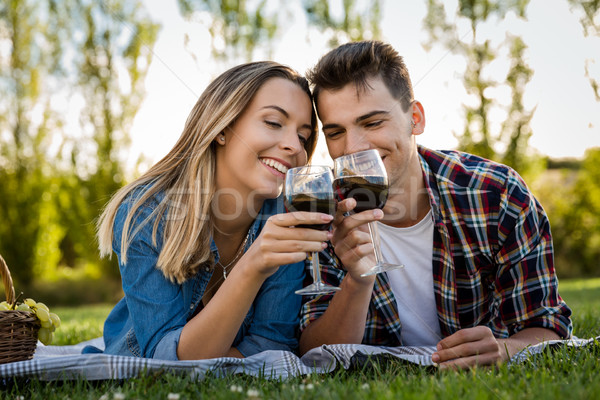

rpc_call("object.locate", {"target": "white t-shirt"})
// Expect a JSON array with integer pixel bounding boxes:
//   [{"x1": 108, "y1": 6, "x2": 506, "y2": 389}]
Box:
[{"x1": 378, "y1": 210, "x2": 442, "y2": 346}]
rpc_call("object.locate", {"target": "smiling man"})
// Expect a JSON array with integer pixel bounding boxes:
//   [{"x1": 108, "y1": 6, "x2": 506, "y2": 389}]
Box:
[{"x1": 298, "y1": 40, "x2": 572, "y2": 369}]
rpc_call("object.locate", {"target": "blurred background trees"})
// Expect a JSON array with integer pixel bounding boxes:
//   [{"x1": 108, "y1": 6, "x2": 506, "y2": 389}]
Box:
[{"x1": 0, "y1": 0, "x2": 598, "y2": 304}]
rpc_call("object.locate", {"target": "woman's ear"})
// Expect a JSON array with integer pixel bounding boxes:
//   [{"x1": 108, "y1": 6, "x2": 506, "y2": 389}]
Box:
[{"x1": 215, "y1": 133, "x2": 226, "y2": 145}]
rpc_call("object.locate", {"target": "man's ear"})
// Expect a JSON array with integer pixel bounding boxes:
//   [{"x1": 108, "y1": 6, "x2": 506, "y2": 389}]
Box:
[{"x1": 411, "y1": 100, "x2": 426, "y2": 135}]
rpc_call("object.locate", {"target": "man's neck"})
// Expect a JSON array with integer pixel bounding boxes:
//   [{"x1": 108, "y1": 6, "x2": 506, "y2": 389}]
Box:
[{"x1": 382, "y1": 160, "x2": 431, "y2": 228}]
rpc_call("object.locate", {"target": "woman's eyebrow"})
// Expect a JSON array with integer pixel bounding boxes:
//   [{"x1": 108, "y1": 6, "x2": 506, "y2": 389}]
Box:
[{"x1": 261, "y1": 105, "x2": 289, "y2": 118}]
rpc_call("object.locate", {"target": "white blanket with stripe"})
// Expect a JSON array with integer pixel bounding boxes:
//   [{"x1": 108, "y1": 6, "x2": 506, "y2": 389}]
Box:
[{"x1": 0, "y1": 336, "x2": 597, "y2": 381}]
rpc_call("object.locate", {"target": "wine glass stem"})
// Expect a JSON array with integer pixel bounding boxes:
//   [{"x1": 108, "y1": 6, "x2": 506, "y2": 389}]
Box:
[
  {"x1": 367, "y1": 221, "x2": 384, "y2": 266},
  {"x1": 311, "y1": 251, "x2": 322, "y2": 286}
]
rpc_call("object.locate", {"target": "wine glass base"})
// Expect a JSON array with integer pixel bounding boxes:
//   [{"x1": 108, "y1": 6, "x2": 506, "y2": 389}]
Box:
[
  {"x1": 360, "y1": 263, "x2": 404, "y2": 277},
  {"x1": 295, "y1": 282, "x2": 341, "y2": 296}
]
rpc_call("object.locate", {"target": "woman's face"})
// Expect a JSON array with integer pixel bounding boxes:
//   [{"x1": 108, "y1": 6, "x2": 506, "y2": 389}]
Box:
[{"x1": 215, "y1": 77, "x2": 314, "y2": 203}]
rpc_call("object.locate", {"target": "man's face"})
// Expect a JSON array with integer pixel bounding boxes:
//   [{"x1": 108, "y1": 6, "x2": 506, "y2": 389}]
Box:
[{"x1": 317, "y1": 76, "x2": 425, "y2": 194}]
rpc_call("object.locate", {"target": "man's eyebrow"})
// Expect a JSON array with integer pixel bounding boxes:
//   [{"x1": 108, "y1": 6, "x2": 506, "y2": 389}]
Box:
[
  {"x1": 261, "y1": 105, "x2": 289, "y2": 118},
  {"x1": 355, "y1": 110, "x2": 390, "y2": 123},
  {"x1": 322, "y1": 110, "x2": 390, "y2": 131}
]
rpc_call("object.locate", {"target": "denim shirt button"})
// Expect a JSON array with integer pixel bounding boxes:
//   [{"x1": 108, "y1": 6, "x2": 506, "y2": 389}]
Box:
[{"x1": 204, "y1": 266, "x2": 210, "y2": 272}]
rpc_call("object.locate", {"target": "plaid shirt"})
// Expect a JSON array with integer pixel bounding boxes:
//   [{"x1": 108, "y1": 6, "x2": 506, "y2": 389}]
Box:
[{"x1": 300, "y1": 146, "x2": 573, "y2": 345}]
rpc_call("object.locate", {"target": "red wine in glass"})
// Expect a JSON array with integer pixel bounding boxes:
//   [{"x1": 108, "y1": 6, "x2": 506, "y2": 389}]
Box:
[
  {"x1": 285, "y1": 194, "x2": 336, "y2": 230},
  {"x1": 333, "y1": 150, "x2": 404, "y2": 277},
  {"x1": 332, "y1": 175, "x2": 388, "y2": 213},
  {"x1": 284, "y1": 165, "x2": 341, "y2": 295}
]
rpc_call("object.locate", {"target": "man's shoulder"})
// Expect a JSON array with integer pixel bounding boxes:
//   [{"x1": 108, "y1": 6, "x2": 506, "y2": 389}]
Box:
[{"x1": 417, "y1": 145, "x2": 518, "y2": 191}]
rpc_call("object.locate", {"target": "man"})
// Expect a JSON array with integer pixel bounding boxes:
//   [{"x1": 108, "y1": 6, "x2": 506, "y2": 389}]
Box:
[{"x1": 299, "y1": 40, "x2": 572, "y2": 369}]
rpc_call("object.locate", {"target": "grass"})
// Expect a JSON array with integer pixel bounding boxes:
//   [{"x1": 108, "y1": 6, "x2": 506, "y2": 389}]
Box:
[{"x1": 2, "y1": 278, "x2": 599, "y2": 399}]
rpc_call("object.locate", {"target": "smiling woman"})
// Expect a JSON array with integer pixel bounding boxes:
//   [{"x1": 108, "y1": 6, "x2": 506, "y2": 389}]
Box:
[{"x1": 84, "y1": 61, "x2": 334, "y2": 361}]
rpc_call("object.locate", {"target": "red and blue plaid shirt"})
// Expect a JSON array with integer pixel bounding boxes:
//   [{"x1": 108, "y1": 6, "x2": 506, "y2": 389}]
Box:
[{"x1": 300, "y1": 146, "x2": 572, "y2": 345}]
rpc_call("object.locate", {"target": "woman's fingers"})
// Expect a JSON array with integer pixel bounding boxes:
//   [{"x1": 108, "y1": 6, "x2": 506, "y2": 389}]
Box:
[{"x1": 268, "y1": 211, "x2": 333, "y2": 228}]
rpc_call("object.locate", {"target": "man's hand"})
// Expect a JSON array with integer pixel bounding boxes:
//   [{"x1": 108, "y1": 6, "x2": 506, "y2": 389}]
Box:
[
  {"x1": 431, "y1": 326, "x2": 560, "y2": 370},
  {"x1": 431, "y1": 326, "x2": 506, "y2": 369},
  {"x1": 330, "y1": 198, "x2": 383, "y2": 281}
]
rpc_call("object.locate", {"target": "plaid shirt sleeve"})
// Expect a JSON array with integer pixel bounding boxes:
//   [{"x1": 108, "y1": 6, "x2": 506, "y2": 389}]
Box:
[
  {"x1": 492, "y1": 168, "x2": 572, "y2": 338},
  {"x1": 299, "y1": 247, "x2": 344, "y2": 332}
]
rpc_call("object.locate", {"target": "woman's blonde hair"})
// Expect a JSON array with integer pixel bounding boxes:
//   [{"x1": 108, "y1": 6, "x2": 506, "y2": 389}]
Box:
[{"x1": 97, "y1": 61, "x2": 317, "y2": 284}]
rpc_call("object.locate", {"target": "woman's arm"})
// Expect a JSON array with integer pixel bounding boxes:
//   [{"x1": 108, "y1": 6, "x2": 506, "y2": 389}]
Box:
[{"x1": 177, "y1": 211, "x2": 332, "y2": 360}]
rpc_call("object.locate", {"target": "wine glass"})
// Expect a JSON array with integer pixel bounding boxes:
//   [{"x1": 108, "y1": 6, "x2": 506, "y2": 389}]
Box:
[
  {"x1": 332, "y1": 149, "x2": 404, "y2": 277},
  {"x1": 284, "y1": 165, "x2": 341, "y2": 295}
]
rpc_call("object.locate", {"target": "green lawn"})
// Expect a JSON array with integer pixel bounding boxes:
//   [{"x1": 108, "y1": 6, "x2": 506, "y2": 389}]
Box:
[{"x1": 3, "y1": 278, "x2": 599, "y2": 399}]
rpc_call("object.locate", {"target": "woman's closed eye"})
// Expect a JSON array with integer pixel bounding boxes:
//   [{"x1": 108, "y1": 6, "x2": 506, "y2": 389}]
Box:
[
  {"x1": 297, "y1": 134, "x2": 308, "y2": 145},
  {"x1": 265, "y1": 120, "x2": 282, "y2": 128}
]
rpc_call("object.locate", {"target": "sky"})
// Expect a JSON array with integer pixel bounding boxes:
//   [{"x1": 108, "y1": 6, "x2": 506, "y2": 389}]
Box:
[{"x1": 129, "y1": 0, "x2": 600, "y2": 170}]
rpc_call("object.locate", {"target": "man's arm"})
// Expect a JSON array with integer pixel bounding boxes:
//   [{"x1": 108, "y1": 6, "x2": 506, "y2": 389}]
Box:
[
  {"x1": 432, "y1": 168, "x2": 570, "y2": 369},
  {"x1": 299, "y1": 198, "x2": 383, "y2": 355}
]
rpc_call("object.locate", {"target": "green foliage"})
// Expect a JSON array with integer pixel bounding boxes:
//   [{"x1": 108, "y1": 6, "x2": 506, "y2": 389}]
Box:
[
  {"x1": 423, "y1": 0, "x2": 543, "y2": 180},
  {"x1": 177, "y1": 0, "x2": 382, "y2": 64},
  {"x1": 303, "y1": 0, "x2": 383, "y2": 46},
  {"x1": 546, "y1": 148, "x2": 600, "y2": 277},
  {"x1": 177, "y1": 0, "x2": 279, "y2": 62},
  {"x1": 568, "y1": 0, "x2": 600, "y2": 101},
  {"x1": 0, "y1": 1, "x2": 159, "y2": 288},
  {"x1": 0, "y1": 0, "x2": 64, "y2": 286}
]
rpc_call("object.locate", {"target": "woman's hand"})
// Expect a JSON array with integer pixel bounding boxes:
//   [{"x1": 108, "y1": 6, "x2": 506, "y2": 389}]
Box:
[{"x1": 242, "y1": 211, "x2": 333, "y2": 277}]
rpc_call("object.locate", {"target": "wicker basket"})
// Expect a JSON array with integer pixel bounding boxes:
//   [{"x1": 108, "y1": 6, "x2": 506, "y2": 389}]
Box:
[{"x1": 0, "y1": 254, "x2": 40, "y2": 364}]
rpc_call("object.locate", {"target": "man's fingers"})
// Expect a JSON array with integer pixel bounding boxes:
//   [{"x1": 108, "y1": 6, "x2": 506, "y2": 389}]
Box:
[
  {"x1": 436, "y1": 326, "x2": 491, "y2": 351},
  {"x1": 437, "y1": 353, "x2": 499, "y2": 370}
]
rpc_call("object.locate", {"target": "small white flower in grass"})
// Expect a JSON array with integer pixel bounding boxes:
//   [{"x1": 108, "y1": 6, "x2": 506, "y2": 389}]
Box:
[
  {"x1": 361, "y1": 383, "x2": 370, "y2": 390},
  {"x1": 246, "y1": 388, "x2": 260, "y2": 397},
  {"x1": 99, "y1": 394, "x2": 109, "y2": 400},
  {"x1": 114, "y1": 393, "x2": 126, "y2": 400},
  {"x1": 230, "y1": 384, "x2": 243, "y2": 393},
  {"x1": 299, "y1": 384, "x2": 305, "y2": 391},
  {"x1": 167, "y1": 393, "x2": 181, "y2": 400}
]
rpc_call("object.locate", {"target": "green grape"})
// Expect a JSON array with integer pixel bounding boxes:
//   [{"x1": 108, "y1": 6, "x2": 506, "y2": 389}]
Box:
[
  {"x1": 16, "y1": 303, "x2": 31, "y2": 312},
  {"x1": 49, "y1": 312, "x2": 61, "y2": 328},
  {"x1": 0, "y1": 303, "x2": 9, "y2": 311},
  {"x1": 36, "y1": 307, "x2": 50, "y2": 322},
  {"x1": 36, "y1": 302, "x2": 49, "y2": 313},
  {"x1": 41, "y1": 319, "x2": 53, "y2": 328},
  {"x1": 38, "y1": 327, "x2": 52, "y2": 345},
  {"x1": 24, "y1": 298, "x2": 37, "y2": 308}
]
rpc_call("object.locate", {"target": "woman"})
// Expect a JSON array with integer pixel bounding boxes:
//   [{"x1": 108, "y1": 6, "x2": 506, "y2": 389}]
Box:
[{"x1": 87, "y1": 62, "x2": 332, "y2": 360}]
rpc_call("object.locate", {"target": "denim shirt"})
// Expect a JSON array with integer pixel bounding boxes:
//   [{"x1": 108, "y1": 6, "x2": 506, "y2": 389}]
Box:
[{"x1": 84, "y1": 190, "x2": 304, "y2": 360}]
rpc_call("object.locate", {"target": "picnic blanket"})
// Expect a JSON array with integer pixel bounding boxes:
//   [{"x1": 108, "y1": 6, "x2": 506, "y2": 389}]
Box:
[{"x1": 0, "y1": 336, "x2": 598, "y2": 381}]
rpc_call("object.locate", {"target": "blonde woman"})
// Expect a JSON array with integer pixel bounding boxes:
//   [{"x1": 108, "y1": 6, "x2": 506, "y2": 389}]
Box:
[{"x1": 85, "y1": 62, "x2": 331, "y2": 360}]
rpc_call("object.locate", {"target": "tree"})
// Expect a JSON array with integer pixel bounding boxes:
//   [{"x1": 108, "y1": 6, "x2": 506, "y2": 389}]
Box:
[
  {"x1": 568, "y1": 0, "x2": 600, "y2": 101},
  {"x1": 549, "y1": 147, "x2": 600, "y2": 277},
  {"x1": 176, "y1": 0, "x2": 382, "y2": 65},
  {"x1": 423, "y1": 0, "x2": 542, "y2": 177},
  {"x1": 0, "y1": 0, "x2": 64, "y2": 286},
  {"x1": 54, "y1": 0, "x2": 159, "y2": 277},
  {"x1": 0, "y1": 0, "x2": 159, "y2": 286}
]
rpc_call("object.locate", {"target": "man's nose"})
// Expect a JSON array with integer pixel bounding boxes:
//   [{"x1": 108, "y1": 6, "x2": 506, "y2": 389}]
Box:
[{"x1": 343, "y1": 129, "x2": 371, "y2": 155}]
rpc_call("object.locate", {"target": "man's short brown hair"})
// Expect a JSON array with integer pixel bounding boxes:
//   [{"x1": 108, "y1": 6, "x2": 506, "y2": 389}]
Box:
[{"x1": 307, "y1": 40, "x2": 414, "y2": 112}]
